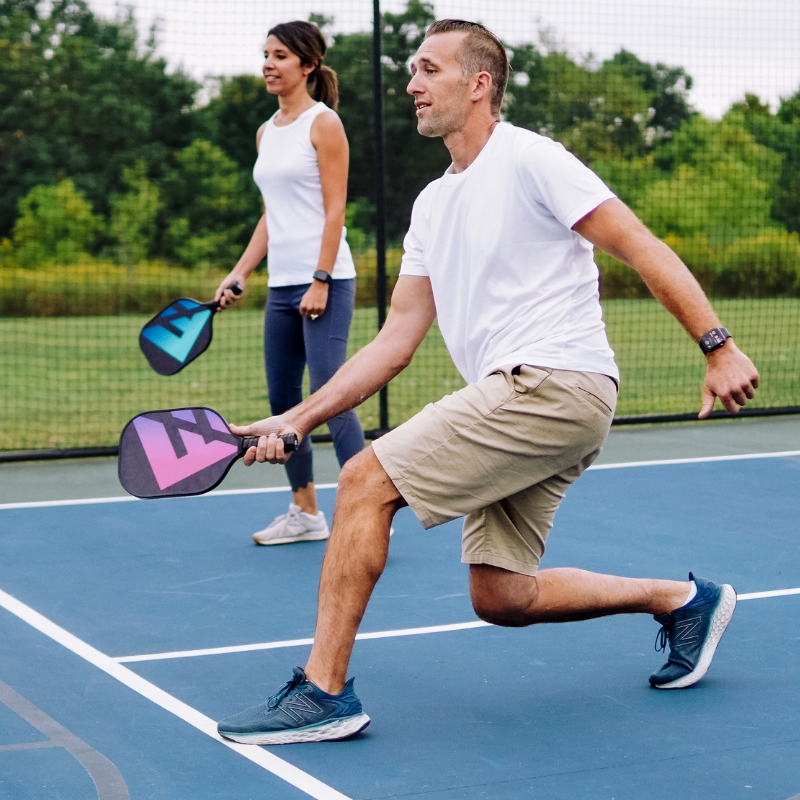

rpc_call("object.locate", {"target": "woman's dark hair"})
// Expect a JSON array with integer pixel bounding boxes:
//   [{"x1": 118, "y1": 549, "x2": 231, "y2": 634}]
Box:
[{"x1": 268, "y1": 20, "x2": 339, "y2": 110}]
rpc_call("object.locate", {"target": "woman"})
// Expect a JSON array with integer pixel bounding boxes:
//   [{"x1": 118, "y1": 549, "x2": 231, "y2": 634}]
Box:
[{"x1": 216, "y1": 20, "x2": 364, "y2": 545}]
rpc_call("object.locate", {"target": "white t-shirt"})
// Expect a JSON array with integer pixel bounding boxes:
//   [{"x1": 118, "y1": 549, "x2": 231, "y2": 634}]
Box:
[
  {"x1": 253, "y1": 102, "x2": 356, "y2": 287},
  {"x1": 400, "y1": 123, "x2": 619, "y2": 384}
]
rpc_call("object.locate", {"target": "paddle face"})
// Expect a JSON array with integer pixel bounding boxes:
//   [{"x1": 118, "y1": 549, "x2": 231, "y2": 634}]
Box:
[
  {"x1": 139, "y1": 298, "x2": 215, "y2": 376},
  {"x1": 139, "y1": 282, "x2": 242, "y2": 375},
  {"x1": 119, "y1": 407, "x2": 244, "y2": 498}
]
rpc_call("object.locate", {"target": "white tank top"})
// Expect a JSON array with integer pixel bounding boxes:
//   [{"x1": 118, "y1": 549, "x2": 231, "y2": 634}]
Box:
[{"x1": 253, "y1": 101, "x2": 356, "y2": 287}]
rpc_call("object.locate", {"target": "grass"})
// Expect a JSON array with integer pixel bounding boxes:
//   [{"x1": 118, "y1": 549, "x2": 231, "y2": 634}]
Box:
[{"x1": 1, "y1": 299, "x2": 799, "y2": 451}]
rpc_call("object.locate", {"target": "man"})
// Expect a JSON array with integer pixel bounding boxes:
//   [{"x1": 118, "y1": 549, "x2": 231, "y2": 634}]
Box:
[{"x1": 216, "y1": 20, "x2": 759, "y2": 746}]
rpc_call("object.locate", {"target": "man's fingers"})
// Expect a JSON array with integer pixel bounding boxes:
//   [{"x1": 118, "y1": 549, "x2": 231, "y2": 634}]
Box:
[
  {"x1": 242, "y1": 446, "x2": 257, "y2": 467},
  {"x1": 698, "y1": 385, "x2": 716, "y2": 419},
  {"x1": 229, "y1": 423, "x2": 251, "y2": 436},
  {"x1": 731, "y1": 387, "x2": 750, "y2": 407},
  {"x1": 720, "y1": 394, "x2": 742, "y2": 415},
  {"x1": 252, "y1": 433, "x2": 290, "y2": 465}
]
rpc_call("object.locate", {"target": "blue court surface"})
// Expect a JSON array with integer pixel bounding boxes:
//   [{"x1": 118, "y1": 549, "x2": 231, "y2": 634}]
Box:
[{"x1": 1, "y1": 449, "x2": 800, "y2": 799}]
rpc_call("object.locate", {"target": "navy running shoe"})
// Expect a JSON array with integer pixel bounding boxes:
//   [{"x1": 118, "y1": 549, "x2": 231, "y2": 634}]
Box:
[
  {"x1": 649, "y1": 573, "x2": 737, "y2": 689},
  {"x1": 217, "y1": 667, "x2": 370, "y2": 745}
]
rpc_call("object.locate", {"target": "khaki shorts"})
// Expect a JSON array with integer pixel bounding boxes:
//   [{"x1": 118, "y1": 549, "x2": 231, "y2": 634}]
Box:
[{"x1": 372, "y1": 365, "x2": 617, "y2": 576}]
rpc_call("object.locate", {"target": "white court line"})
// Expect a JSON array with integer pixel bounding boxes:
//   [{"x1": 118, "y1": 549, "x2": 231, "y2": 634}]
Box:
[
  {"x1": 0, "y1": 483, "x2": 338, "y2": 511},
  {"x1": 115, "y1": 588, "x2": 800, "y2": 663},
  {"x1": 115, "y1": 620, "x2": 492, "y2": 663},
  {"x1": 587, "y1": 449, "x2": 800, "y2": 471},
  {"x1": 737, "y1": 587, "x2": 800, "y2": 600},
  {"x1": 2, "y1": 451, "x2": 800, "y2": 511},
  {"x1": 0, "y1": 588, "x2": 352, "y2": 800}
]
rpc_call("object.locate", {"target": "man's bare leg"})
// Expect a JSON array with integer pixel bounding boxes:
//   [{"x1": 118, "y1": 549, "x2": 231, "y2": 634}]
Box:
[
  {"x1": 469, "y1": 563, "x2": 691, "y2": 626},
  {"x1": 304, "y1": 446, "x2": 406, "y2": 695}
]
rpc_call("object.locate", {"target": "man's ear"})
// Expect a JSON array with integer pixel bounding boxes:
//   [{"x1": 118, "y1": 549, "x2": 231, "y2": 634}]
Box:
[{"x1": 471, "y1": 71, "x2": 493, "y2": 104}]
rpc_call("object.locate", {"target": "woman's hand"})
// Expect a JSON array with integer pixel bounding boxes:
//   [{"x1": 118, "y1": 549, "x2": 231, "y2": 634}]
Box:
[
  {"x1": 299, "y1": 280, "x2": 329, "y2": 320},
  {"x1": 214, "y1": 274, "x2": 246, "y2": 310}
]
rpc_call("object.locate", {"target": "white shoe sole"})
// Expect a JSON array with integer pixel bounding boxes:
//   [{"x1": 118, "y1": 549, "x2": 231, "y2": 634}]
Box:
[
  {"x1": 219, "y1": 712, "x2": 370, "y2": 745},
  {"x1": 654, "y1": 584, "x2": 737, "y2": 689},
  {"x1": 252, "y1": 529, "x2": 330, "y2": 546}
]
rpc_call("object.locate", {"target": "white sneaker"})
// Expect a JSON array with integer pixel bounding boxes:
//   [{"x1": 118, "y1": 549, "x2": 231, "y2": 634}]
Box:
[{"x1": 252, "y1": 503, "x2": 330, "y2": 546}]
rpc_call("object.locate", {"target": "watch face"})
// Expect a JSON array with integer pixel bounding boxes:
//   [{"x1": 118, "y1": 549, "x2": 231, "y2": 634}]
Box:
[{"x1": 700, "y1": 328, "x2": 730, "y2": 352}]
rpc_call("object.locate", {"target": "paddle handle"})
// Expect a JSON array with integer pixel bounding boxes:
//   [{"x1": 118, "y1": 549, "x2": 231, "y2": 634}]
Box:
[
  {"x1": 241, "y1": 433, "x2": 298, "y2": 454},
  {"x1": 211, "y1": 280, "x2": 243, "y2": 310}
]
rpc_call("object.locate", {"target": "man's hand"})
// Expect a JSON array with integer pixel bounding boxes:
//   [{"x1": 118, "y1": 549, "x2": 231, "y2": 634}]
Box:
[
  {"x1": 700, "y1": 340, "x2": 759, "y2": 419},
  {"x1": 229, "y1": 416, "x2": 302, "y2": 465}
]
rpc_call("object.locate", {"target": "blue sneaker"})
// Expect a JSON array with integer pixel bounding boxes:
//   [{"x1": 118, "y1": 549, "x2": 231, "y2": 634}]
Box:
[
  {"x1": 217, "y1": 667, "x2": 370, "y2": 745},
  {"x1": 649, "y1": 573, "x2": 737, "y2": 689}
]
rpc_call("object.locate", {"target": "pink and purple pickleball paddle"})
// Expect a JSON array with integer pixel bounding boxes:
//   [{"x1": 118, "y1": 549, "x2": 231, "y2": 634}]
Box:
[{"x1": 118, "y1": 407, "x2": 297, "y2": 498}]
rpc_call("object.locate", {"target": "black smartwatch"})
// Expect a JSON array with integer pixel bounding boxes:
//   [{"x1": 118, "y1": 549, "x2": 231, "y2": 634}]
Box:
[
  {"x1": 313, "y1": 269, "x2": 332, "y2": 285},
  {"x1": 698, "y1": 327, "x2": 731, "y2": 354}
]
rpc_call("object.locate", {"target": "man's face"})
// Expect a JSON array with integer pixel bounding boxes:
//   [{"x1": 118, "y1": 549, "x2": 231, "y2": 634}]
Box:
[{"x1": 407, "y1": 32, "x2": 471, "y2": 138}]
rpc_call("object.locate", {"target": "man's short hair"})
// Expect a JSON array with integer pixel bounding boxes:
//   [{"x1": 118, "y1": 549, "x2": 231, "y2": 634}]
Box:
[{"x1": 425, "y1": 19, "x2": 508, "y2": 114}]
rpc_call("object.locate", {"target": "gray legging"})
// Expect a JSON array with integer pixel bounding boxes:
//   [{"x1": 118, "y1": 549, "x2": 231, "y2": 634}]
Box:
[{"x1": 264, "y1": 279, "x2": 365, "y2": 491}]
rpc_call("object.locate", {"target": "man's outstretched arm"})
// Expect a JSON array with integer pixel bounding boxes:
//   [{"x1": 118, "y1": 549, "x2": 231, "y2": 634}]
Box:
[
  {"x1": 231, "y1": 275, "x2": 437, "y2": 463},
  {"x1": 573, "y1": 198, "x2": 759, "y2": 418}
]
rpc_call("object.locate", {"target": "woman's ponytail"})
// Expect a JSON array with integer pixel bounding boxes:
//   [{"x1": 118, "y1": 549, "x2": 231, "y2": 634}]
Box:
[
  {"x1": 268, "y1": 21, "x2": 339, "y2": 110},
  {"x1": 310, "y1": 64, "x2": 339, "y2": 110}
]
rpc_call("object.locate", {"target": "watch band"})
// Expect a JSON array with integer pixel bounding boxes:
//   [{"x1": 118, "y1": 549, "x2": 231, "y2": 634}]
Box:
[
  {"x1": 698, "y1": 327, "x2": 731, "y2": 354},
  {"x1": 313, "y1": 269, "x2": 332, "y2": 284}
]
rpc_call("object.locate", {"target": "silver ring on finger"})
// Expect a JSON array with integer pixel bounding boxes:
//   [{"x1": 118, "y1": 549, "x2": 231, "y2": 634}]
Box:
[{"x1": 310, "y1": 314, "x2": 319, "y2": 320}]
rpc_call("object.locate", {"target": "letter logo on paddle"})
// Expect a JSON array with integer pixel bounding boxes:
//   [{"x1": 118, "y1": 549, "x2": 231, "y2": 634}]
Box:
[
  {"x1": 141, "y1": 300, "x2": 212, "y2": 363},
  {"x1": 119, "y1": 408, "x2": 240, "y2": 496},
  {"x1": 118, "y1": 406, "x2": 298, "y2": 499}
]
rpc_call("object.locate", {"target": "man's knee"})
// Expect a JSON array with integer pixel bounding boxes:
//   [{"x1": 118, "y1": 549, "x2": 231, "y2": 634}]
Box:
[
  {"x1": 469, "y1": 564, "x2": 539, "y2": 627},
  {"x1": 337, "y1": 446, "x2": 403, "y2": 510}
]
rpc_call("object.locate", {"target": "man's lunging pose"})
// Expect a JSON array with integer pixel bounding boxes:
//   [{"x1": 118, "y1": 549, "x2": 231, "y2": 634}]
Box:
[{"x1": 217, "y1": 19, "x2": 759, "y2": 746}]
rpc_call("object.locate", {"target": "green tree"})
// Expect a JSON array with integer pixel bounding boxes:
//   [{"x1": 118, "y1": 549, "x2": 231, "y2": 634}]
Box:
[
  {"x1": 11, "y1": 179, "x2": 103, "y2": 267},
  {"x1": 634, "y1": 117, "x2": 781, "y2": 243},
  {"x1": 198, "y1": 74, "x2": 278, "y2": 174},
  {"x1": 108, "y1": 161, "x2": 161, "y2": 267},
  {"x1": 732, "y1": 91, "x2": 800, "y2": 235},
  {"x1": 0, "y1": 0, "x2": 199, "y2": 238},
  {"x1": 159, "y1": 139, "x2": 253, "y2": 269},
  {"x1": 505, "y1": 45, "x2": 693, "y2": 164}
]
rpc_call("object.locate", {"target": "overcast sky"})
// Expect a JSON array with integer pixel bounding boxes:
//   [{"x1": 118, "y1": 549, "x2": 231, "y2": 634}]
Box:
[{"x1": 91, "y1": 0, "x2": 800, "y2": 118}]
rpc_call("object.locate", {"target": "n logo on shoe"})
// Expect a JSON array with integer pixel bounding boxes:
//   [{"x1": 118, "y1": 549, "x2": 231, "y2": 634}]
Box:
[
  {"x1": 674, "y1": 615, "x2": 701, "y2": 646},
  {"x1": 280, "y1": 693, "x2": 323, "y2": 723}
]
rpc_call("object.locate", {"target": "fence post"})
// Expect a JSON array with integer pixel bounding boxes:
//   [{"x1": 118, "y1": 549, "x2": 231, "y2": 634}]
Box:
[{"x1": 372, "y1": 0, "x2": 389, "y2": 432}]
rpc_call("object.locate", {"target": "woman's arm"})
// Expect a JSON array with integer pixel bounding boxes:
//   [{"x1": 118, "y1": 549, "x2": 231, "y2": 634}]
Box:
[
  {"x1": 215, "y1": 122, "x2": 270, "y2": 309},
  {"x1": 299, "y1": 110, "x2": 350, "y2": 318}
]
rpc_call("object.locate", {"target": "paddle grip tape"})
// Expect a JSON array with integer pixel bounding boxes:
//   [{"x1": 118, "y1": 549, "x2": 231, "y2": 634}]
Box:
[{"x1": 241, "y1": 433, "x2": 298, "y2": 453}]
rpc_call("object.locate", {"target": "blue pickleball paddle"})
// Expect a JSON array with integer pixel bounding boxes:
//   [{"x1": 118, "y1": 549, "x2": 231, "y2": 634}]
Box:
[{"x1": 139, "y1": 282, "x2": 243, "y2": 375}]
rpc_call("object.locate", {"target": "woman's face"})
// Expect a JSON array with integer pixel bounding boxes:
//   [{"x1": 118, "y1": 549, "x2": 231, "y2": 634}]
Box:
[{"x1": 262, "y1": 34, "x2": 311, "y2": 96}]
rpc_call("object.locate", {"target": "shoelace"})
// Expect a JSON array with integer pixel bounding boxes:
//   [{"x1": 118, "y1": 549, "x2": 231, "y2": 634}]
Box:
[
  {"x1": 267, "y1": 670, "x2": 305, "y2": 709},
  {"x1": 654, "y1": 622, "x2": 669, "y2": 653}
]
